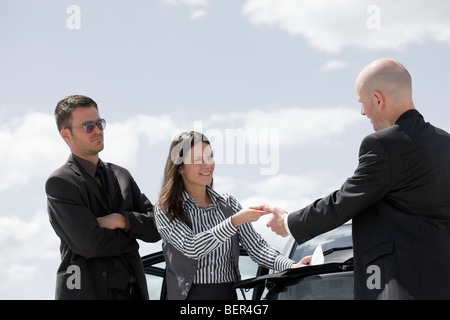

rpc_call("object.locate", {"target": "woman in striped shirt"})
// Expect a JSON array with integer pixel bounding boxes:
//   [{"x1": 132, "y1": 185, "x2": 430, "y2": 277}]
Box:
[{"x1": 155, "y1": 131, "x2": 310, "y2": 300}]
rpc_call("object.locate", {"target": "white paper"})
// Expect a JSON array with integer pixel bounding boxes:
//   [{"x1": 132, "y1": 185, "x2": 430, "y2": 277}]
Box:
[{"x1": 310, "y1": 244, "x2": 324, "y2": 265}]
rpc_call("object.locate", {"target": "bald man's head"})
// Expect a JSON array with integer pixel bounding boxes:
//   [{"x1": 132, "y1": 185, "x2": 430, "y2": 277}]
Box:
[
  {"x1": 356, "y1": 58, "x2": 412, "y2": 99},
  {"x1": 355, "y1": 58, "x2": 415, "y2": 131}
]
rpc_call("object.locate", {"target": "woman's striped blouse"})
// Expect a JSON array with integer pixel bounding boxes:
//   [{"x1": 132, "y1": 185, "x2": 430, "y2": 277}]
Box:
[{"x1": 154, "y1": 186, "x2": 295, "y2": 284}]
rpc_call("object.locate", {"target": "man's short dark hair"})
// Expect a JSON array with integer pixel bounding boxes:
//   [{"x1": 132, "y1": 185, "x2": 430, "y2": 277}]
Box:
[{"x1": 55, "y1": 95, "x2": 98, "y2": 131}]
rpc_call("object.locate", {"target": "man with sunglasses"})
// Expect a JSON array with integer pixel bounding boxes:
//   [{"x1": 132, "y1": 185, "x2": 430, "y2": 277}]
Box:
[{"x1": 46, "y1": 95, "x2": 160, "y2": 299}]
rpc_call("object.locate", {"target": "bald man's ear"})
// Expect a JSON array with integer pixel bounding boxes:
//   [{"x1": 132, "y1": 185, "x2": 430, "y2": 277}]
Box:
[{"x1": 373, "y1": 90, "x2": 385, "y2": 111}]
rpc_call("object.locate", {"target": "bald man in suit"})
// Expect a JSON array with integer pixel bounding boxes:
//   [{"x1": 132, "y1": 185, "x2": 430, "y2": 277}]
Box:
[{"x1": 265, "y1": 59, "x2": 450, "y2": 299}]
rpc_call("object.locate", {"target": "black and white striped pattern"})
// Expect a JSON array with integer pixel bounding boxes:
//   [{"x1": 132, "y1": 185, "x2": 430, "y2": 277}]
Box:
[{"x1": 155, "y1": 187, "x2": 294, "y2": 284}]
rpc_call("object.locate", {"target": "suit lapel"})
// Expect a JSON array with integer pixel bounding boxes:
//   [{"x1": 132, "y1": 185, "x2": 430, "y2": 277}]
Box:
[
  {"x1": 105, "y1": 164, "x2": 130, "y2": 212},
  {"x1": 66, "y1": 155, "x2": 111, "y2": 213}
]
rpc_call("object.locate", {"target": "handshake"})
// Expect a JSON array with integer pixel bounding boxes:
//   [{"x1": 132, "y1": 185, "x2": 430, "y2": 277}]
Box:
[
  {"x1": 231, "y1": 204, "x2": 290, "y2": 237},
  {"x1": 231, "y1": 204, "x2": 312, "y2": 269}
]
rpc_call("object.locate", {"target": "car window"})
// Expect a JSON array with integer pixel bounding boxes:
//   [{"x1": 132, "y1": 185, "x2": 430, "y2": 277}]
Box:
[
  {"x1": 237, "y1": 255, "x2": 260, "y2": 299},
  {"x1": 145, "y1": 260, "x2": 165, "y2": 300},
  {"x1": 290, "y1": 222, "x2": 353, "y2": 262}
]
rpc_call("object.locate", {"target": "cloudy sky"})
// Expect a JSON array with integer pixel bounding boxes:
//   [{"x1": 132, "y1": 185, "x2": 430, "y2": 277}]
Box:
[{"x1": 1, "y1": 0, "x2": 450, "y2": 299}]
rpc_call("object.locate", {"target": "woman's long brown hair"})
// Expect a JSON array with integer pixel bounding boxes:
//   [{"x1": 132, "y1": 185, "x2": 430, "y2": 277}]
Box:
[{"x1": 158, "y1": 131, "x2": 212, "y2": 227}]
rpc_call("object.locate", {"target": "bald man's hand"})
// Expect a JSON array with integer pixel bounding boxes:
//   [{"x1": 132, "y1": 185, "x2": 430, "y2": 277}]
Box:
[{"x1": 263, "y1": 204, "x2": 289, "y2": 237}]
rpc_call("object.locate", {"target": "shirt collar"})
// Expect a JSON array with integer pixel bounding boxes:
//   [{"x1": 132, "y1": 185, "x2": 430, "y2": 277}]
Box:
[
  {"x1": 395, "y1": 109, "x2": 422, "y2": 124},
  {"x1": 181, "y1": 185, "x2": 226, "y2": 211},
  {"x1": 72, "y1": 154, "x2": 104, "y2": 178}
]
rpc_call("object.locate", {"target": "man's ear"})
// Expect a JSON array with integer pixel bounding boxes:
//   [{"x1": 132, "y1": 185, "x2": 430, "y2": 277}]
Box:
[
  {"x1": 373, "y1": 90, "x2": 385, "y2": 111},
  {"x1": 60, "y1": 128, "x2": 72, "y2": 144}
]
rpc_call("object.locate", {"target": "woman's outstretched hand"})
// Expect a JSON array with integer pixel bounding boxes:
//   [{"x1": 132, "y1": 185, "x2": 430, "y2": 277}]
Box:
[{"x1": 231, "y1": 205, "x2": 269, "y2": 227}]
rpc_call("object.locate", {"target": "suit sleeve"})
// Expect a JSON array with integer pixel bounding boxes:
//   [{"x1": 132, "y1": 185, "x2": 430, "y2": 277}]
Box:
[
  {"x1": 121, "y1": 175, "x2": 161, "y2": 242},
  {"x1": 287, "y1": 134, "x2": 392, "y2": 244},
  {"x1": 46, "y1": 175, "x2": 139, "y2": 259}
]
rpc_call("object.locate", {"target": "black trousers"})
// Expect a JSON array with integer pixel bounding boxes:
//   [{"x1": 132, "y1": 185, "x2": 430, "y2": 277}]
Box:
[
  {"x1": 186, "y1": 283, "x2": 237, "y2": 300},
  {"x1": 107, "y1": 283, "x2": 142, "y2": 300}
]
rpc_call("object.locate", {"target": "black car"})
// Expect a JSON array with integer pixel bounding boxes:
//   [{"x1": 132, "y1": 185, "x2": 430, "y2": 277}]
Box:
[{"x1": 142, "y1": 222, "x2": 353, "y2": 300}]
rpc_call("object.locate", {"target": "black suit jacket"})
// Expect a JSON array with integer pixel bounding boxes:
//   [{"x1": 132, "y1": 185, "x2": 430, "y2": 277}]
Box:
[
  {"x1": 46, "y1": 154, "x2": 160, "y2": 299},
  {"x1": 288, "y1": 109, "x2": 450, "y2": 299}
]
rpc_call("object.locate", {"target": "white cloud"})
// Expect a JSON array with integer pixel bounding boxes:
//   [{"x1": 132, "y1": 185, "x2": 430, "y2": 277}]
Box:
[
  {"x1": 321, "y1": 59, "x2": 349, "y2": 72},
  {"x1": 162, "y1": 0, "x2": 209, "y2": 21},
  {"x1": 0, "y1": 113, "x2": 67, "y2": 192},
  {"x1": 102, "y1": 114, "x2": 178, "y2": 169},
  {"x1": 208, "y1": 106, "x2": 363, "y2": 148},
  {"x1": 202, "y1": 106, "x2": 363, "y2": 176},
  {"x1": 0, "y1": 210, "x2": 60, "y2": 299},
  {"x1": 242, "y1": 0, "x2": 450, "y2": 53},
  {"x1": 163, "y1": 0, "x2": 208, "y2": 6},
  {"x1": 0, "y1": 210, "x2": 58, "y2": 262},
  {"x1": 1, "y1": 264, "x2": 40, "y2": 294},
  {"x1": 190, "y1": 9, "x2": 207, "y2": 21},
  {"x1": 216, "y1": 172, "x2": 334, "y2": 213}
]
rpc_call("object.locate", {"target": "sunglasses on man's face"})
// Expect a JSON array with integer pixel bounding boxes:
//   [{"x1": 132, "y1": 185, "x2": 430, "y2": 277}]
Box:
[
  {"x1": 83, "y1": 119, "x2": 106, "y2": 133},
  {"x1": 67, "y1": 119, "x2": 106, "y2": 133}
]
